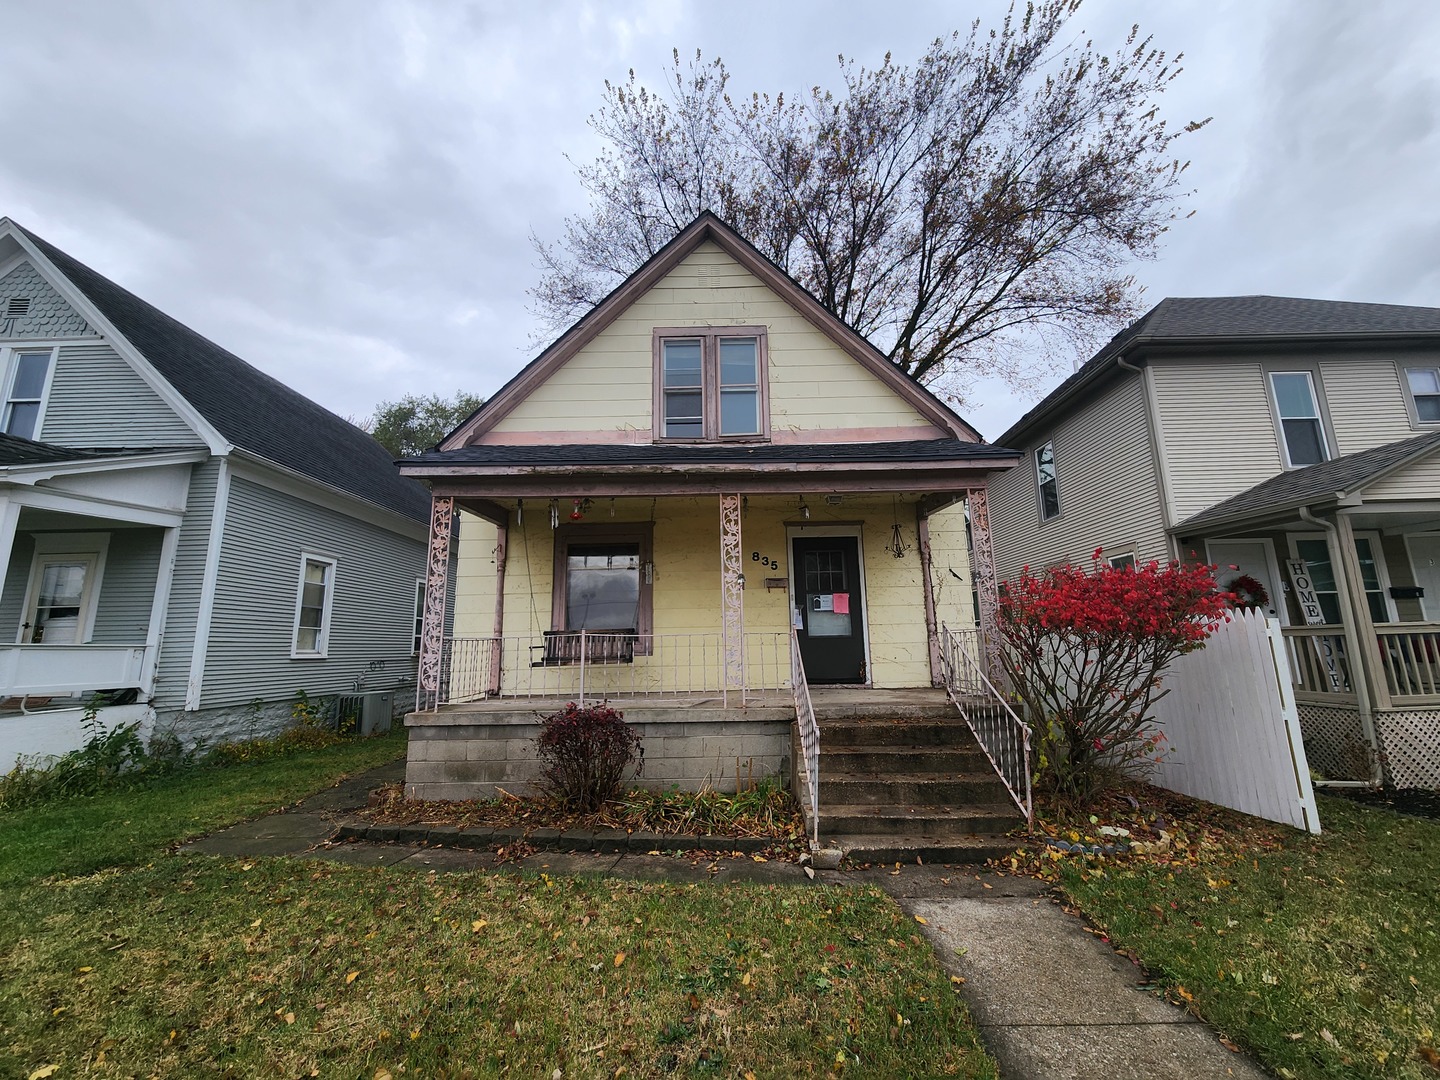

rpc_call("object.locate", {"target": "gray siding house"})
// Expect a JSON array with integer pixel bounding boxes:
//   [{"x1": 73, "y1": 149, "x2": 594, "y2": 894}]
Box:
[
  {"x1": 989, "y1": 296, "x2": 1440, "y2": 789},
  {"x1": 0, "y1": 218, "x2": 430, "y2": 763}
]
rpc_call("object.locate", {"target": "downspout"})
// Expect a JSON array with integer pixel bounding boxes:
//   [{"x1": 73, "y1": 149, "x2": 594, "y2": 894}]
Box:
[
  {"x1": 916, "y1": 502, "x2": 942, "y2": 687},
  {"x1": 1116, "y1": 356, "x2": 1181, "y2": 561},
  {"x1": 1298, "y1": 506, "x2": 1384, "y2": 786}
]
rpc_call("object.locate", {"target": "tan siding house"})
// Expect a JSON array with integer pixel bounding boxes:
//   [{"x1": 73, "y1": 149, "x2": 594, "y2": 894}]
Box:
[{"x1": 990, "y1": 295, "x2": 1440, "y2": 790}]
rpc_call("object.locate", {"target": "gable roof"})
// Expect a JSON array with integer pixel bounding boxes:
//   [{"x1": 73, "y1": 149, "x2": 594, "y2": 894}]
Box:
[
  {"x1": 1175, "y1": 428, "x2": 1440, "y2": 532},
  {"x1": 1002, "y1": 295, "x2": 1440, "y2": 445},
  {"x1": 443, "y1": 211, "x2": 982, "y2": 448},
  {"x1": 5, "y1": 221, "x2": 430, "y2": 522}
]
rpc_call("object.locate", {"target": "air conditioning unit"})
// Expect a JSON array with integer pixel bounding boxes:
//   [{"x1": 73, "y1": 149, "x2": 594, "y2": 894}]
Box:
[{"x1": 335, "y1": 691, "x2": 395, "y2": 736}]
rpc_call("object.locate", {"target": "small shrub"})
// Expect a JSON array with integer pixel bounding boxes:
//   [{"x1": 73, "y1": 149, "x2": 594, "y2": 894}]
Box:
[{"x1": 535, "y1": 702, "x2": 643, "y2": 812}]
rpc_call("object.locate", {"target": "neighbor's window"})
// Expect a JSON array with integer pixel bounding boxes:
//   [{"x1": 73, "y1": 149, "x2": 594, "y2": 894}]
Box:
[
  {"x1": 656, "y1": 328, "x2": 767, "y2": 440},
  {"x1": 412, "y1": 577, "x2": 427, "y2": 654},
  {"x1": 551, "y1": 524, "x2": 653, "y2": 646},
  {"x1": 292, "y1": 555, "x2": 337, "y2": 657},
  {"x1": 1107, "y1": 551, "x2": 1137, "y2": 570},
  {"x1": 2, "y1": 348, "x2": 55, "y2": 441},
  {"x1": 1035, "y1": 441, "x2": 1060, "y2": 521},
  {"x1": 1270, "y1": 371, "x2": 1328, "y2": 467},
  {"x1": 1406, "y1": 366, "x2": 1440, "y2": 423}
]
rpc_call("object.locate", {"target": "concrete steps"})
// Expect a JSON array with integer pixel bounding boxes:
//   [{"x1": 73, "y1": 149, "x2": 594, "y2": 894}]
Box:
[{"x1": 809, "y1": 697, "x2": 1024, "y2": 864}]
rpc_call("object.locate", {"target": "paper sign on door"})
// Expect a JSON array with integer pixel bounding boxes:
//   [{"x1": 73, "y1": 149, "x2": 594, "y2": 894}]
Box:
[{"x1": 832, "y1": 592, "x2": 850, "y2": 614}]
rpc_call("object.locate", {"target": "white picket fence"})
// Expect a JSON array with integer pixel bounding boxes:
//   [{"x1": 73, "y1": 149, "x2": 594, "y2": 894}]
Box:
[{"x1": 1148, "y1": 607, "x2": 1321, "y2": 833}]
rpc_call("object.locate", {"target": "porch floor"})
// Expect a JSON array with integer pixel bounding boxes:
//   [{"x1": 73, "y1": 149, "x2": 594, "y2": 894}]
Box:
[{"x1": 419, "y1": 686, "x2": 952, "y2": 719}]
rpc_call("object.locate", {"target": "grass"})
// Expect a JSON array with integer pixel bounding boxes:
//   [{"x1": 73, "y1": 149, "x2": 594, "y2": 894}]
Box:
[
  {"x1": 0, "y1": 727, "x2": 406, "y2": 887},
  {"x1": 1053, "y1": 794, "x2": 1440, "y2": 1079},
  {"x1": 0, "y1": 730, "x2": 996, "y2": 1078}
]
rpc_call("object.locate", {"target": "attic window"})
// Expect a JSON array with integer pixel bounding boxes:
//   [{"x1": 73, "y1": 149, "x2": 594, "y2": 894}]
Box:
[
  {"x1": 4, "y1": 297, "x2": 30, "y2": 319},
  {"x1": 653, "y1": 326, "x2": 769, "y2": 441}
]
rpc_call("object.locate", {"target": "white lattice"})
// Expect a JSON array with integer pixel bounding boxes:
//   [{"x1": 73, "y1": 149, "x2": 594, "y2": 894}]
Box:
[
  {"x1": 1296, "y1": 704, "x2": 1372, "y2": 781},
  {"x1": 1374, "y1": 710, "x2": 1440, "y2": 789}
]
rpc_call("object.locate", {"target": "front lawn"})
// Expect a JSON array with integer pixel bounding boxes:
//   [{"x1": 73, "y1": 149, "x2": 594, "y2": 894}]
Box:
[
  {"x1": 1052, "y1": 793, "x2": 1439, "y2": 1079},
  {"x1": 0, "y1": 730, "x2": 995, "y2": 1078}
]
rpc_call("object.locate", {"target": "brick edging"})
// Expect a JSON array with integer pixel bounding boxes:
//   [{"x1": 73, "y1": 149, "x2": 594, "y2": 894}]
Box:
[{"x1": 334, "y1": 821, "x2": 773, "y2": 854}]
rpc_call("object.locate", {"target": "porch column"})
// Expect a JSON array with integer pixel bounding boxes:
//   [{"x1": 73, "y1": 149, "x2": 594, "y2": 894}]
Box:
[
  {"x1": 0, "y1": 496, "x2": 20, "y2": 595},
  {"x1": 916, "y1": 502, "x2": 942, "y2": 687},
  {"x1": 720, "y1": 493, "x2": 744, "y2": 700},
  {"x1": 1334, "y1": 514, "x2": 1392, "y2": 713},
  {"x1": 966, "y1": 486, "x2": 1004, "y2": 682},
  {"x1": 417, "y1": 495, "x2": 456, "y2": 712}
]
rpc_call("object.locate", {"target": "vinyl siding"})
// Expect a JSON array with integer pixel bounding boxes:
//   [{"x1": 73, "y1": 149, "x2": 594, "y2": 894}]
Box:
[
  {"x1": 201, "y1": 476, "x2": 424, "y2": 708},
  {"x1": 0, "y1": 534, "x2": 33, "y2": 640},
  {"x1": 1319, "y1": 357, "x2": 1418, "y2": 454},
  {"x1": 989, "y1": 372, "x2": 1168, "y2": 581},
  {"x1": 90, "y1": 528, "x2": 162, "y2": 643},
  {"x1": 489, "y1": 242, "x2": 936, "y2": 440},
  {"x1": 1150, "y1": 361, "x2": 1287, "y2": 521},
  {"x1": 152, "y1": 458, "x2": 220, "y2": 713},
  {"x1": 1366, "y1": 453, "x2": 1440, "y2": 500},
  {"x1": 40, "y1": 342, "x2": 201, "y2": 447}
]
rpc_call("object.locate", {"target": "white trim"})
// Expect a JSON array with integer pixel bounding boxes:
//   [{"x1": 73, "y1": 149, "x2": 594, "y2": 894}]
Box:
[
  {"x1": 0, "y1": 497, "x2": 20, "y2": 604},
  {"x1": 17, "y1": 533, "x2": 111, "y2": 645},
  {"x1": 0, "y1": 250, "x2": 28, "y2": 280},
  {"x1": 0, "y1": 344, "x2": 58, "y2": 441},
  {"x1": 227, "y1": 450, "x2": 428, "y2": 541},
  {"x1": 785, "y1": 523, "x2": 872, "y2": 685},
  {"x1": 7, "y1": 486, "x2": 186, "y2": 529},
  {"x1": 1288, "y1": 529, "x2": 1396, "y2": 623},
  {"x1": 1268, "y1": 370, "x2": 1331, "y2": 469},
  {"x1": 139, "y1": 525, "x2": 181, "y2": 696},
  {"x1": 1, "y1": 224, "x2": 231, "y2": 456},
  {"x1": 412, "y1": 575, "x2": 427, "y2": 655},
  {"x1": 186, "y1": 457, "x2": 232, "y2": 710},
  {"x1": 0, "y1": 448, "x2": 208, "y2": 483},
  {"x1": 1205, "y1": 536, "x2": 1288, "y2": 626},
  {"x1": 291, "y1": 552, "x2": 337, "y2": 659}
]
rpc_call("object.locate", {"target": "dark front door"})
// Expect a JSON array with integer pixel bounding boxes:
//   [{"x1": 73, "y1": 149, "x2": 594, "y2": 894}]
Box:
[{"x1": 792, "y1": 536, "x2": 866, "y2": 683}]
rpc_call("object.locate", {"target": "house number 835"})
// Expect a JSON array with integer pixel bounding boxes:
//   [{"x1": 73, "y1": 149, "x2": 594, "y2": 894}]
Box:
[{"x1": 751, "y1": 551, "x2": 779, "y2": 569}]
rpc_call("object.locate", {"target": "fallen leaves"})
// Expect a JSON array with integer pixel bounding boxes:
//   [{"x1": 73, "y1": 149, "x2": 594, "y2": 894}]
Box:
[
  {"x1": 345, "y1": 970, "x2": 360, "y2": 985},
  {"x1": 613, "y1": 951, "x2": 626, "y2": 967}
]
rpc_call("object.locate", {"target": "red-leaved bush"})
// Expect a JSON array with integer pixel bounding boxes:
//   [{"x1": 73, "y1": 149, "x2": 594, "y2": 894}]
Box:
[
  {"x1": 535, "y1": 702, "x2": 643, "y2": 812},
  {"x1": 996, "y1": 550, "x2": 1232, "y2": 809}
]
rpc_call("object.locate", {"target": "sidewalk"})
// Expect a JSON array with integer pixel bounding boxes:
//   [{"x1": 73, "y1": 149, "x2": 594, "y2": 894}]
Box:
[{"x1": 186, "y1": 762, "x2": 1268, "y2": 1079}]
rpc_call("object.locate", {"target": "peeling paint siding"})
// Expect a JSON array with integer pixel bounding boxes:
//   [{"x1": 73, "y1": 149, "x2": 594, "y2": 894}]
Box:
[
  {"x1": 454, "y1": 495, "x2": 949, "y2": 689},
  {"x1": 489, "y1": 242, "x2": 935, "y2": 437},
  {"x1": 1319, "y1": 358, "x2": 1419, "y2": 454},
  {"x1": 152, "y1": 459, "x2": 218, "y2": 713},
  {"x1": 0, "y1": 260, "x2": 92, "y2": 338},
  {"x1": 41, "y1": 342, "x2": 200, "y2": 447},
  {"x1": 200, "y1": 476, "x2": 424, "y2": 708},
  {"x1": 1151, "y1": 362, "x2": 1286, "y2": 522},
  {"x1": 1367, "y1": 454, "x2": 1440, "y2": 500},
  {"x1": 990, "y1": 373, "x2": 1168, "y2": 581},
  {"x1": 928, "y1": 502, "x2": 976, "y2": 632}
]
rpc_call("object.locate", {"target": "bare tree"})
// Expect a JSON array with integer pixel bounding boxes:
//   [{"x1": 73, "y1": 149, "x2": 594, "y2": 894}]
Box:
[{"x1": 531, "y1": 1, "x2": 1208, "y2": 400}]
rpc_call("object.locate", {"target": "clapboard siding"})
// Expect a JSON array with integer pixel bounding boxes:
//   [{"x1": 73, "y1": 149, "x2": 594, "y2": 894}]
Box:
[
  {"x1": 1367, "y1": 454, "x2": 1440, "y2": 500},
  {"x1": 490, "y1": 242, "x2": 936, "y2": 439},
  {"x1": 1150, "y1": 361, "x2": 1286, "y2": 521},
  {"x1": 40, "y1": 342, "x2": 201, "y2": 447},
  {"x1": 0, "y1": 535, "x2": 34, "y2": 640},
  {"x1": 1319, "y1": 357, "x2": 1420, "y2": 455},
  {"x1": 151, "y1": 458, "x2": 220, "y2": 712},
  {"x1": 989, "y1": 371, "x2": 1167, "y2": 581},
  {"x1": 201, "y1": 477, "x2": 423, "y2": 708},
  {"x1": 91, "y1": 529, "x2": 163, "y2": 644}
]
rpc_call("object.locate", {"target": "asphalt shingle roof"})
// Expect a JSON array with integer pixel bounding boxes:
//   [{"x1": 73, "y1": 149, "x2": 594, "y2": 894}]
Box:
[
  {"x1": 1176, "y1": 429, "x2": 1440, "y2": 531},
  {"x1": 18, "y1": 225, "x2": 431, "y2": 522},
  {"x1": 1003, "y1": 295, "x2": 1440, "y2": 444},
  {"x1": 404, "y1": 439, "x2": 1019, "y2": 469},
  {"x1": 0, "y1": 433, "x2": 179, "y2": 468}
]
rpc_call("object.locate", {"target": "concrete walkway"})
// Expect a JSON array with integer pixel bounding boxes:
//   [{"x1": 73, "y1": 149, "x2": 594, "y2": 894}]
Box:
[{"x1": 186, "y1": 763, "x2": 1268, "y2": 1079}]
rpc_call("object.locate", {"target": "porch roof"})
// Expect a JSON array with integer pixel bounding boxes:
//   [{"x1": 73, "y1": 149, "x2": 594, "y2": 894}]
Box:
[
  {"x1": 0, "y1": 433, "x2": 184, "y2": 469},
  {"x1": 1175, "y1": 428, "x2": 1440, "y2": 533}
]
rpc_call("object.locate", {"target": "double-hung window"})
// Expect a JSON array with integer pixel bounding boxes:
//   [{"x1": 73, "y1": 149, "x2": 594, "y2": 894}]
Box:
[
  {"x1": 292, "y1": 554, "x2": 337, "y2": 657},
  {"x1": 2, "y1": 347, "x2": 55, "y2": 441},
  {"x1": 1405, "y1": 366, "x2": 1440, "y2": 424},
  {"x1": 1035, "y1": 440, "x2": 1060, "y2": 521},
  {"x1": 655, "y1": 327, "x2": 767, "y2": 440},
  {"x1": 1269, "y1": 371, "x2": 1328, "y2": 467}
]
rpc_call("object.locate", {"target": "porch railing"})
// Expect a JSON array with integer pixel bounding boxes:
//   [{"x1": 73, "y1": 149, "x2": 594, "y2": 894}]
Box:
[
  {"x1": 939, "y1": 624, "x2": 1032, "y2": 828},
  {"x1": 1280, "y1": 626, "x2": 1355, "y2": 701},
  {"x1": 437, "y1": 631, "x2": 791, "y2": 707},
  {"x1": 0, "y1": 644, "x2": 149, "y2": 698},
  {"x1": 1377, "y1": 623, "x2": 1440, "y2": 701},
  {"x1": 789, "y1": 627, "x2": 820, "y2": 848}
]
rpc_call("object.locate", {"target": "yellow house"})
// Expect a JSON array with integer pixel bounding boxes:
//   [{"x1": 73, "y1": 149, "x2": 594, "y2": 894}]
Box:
[{"x1": 399, "y1": 214, "x2": 1025, "y2": 851}]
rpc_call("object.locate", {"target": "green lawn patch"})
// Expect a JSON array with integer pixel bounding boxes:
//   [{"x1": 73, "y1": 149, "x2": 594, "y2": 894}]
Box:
[
  {"x1": 1053, "y1": 793, "x2": 1439, "y2": 1079},
  {"x1": 0, "y1": 728, "x2": 405, "y2": 887}
]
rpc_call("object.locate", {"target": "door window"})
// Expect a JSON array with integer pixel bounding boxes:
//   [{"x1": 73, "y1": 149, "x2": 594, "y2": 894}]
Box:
[
  {"x1": 803, "y1": 549, "x2": 852, "y2": 637},
  {"x1": 24, "y1": 555, "x2": 96, "y2": 644}
]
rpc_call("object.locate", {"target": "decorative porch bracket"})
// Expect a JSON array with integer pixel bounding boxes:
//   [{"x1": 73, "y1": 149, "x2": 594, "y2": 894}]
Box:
[
  {"x1": 417, "y1": 495, "x2": 456, "y2": 712},
  {"x1": 720, "y1": 493, "x2": 745, "y2": 702},
  {"x1": 967, "y1": 486, "x2": 1005, "y2": 683}
]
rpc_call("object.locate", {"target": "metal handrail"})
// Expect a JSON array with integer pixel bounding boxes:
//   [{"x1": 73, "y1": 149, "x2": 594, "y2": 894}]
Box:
[
  {"x1": 939, "y1": 623, "x2": 1033, "y2": 829},
  {"x1": 789, "y1": 627, "x2": 820, "y2": 848}
]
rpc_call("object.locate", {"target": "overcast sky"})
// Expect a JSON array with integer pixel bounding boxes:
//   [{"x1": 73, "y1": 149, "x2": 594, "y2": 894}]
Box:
[{"x1": 3, "y1": 0, "x2": 1438, "y2": 442}]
